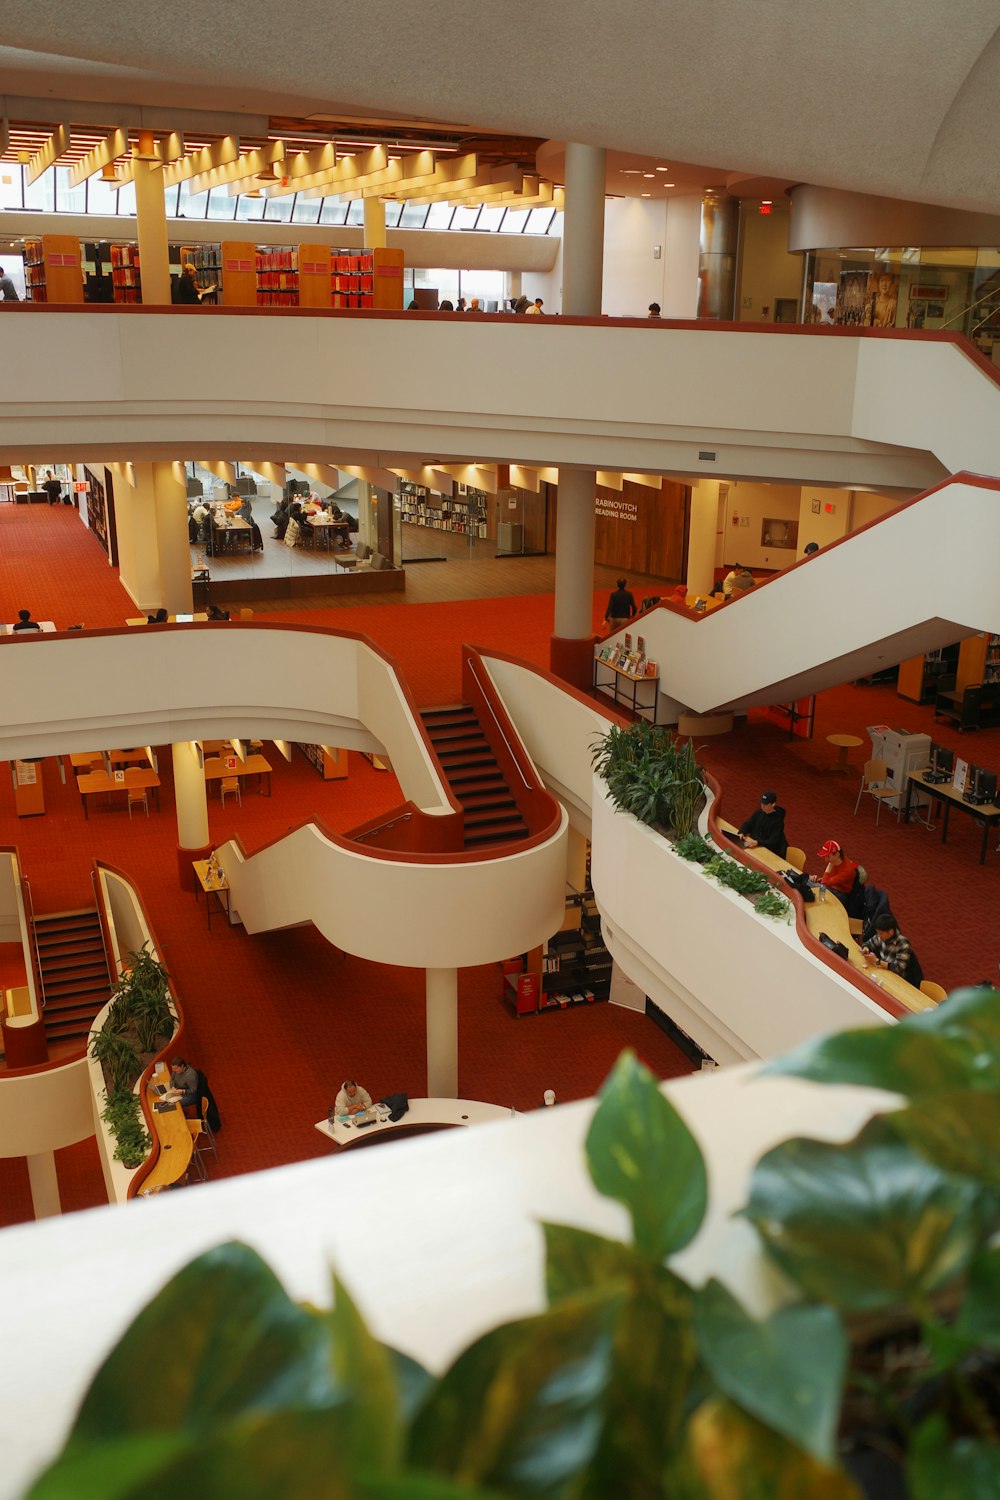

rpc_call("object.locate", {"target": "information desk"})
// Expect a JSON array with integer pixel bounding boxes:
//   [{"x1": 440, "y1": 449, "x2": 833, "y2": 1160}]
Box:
[
  {"x1": 203, "y1": 753, "x2": 272, "y2": 796},
  {"x1": 593, "y1": 659, "x2": 661, "y2": 724},
  {"x1": 717, "y1": 820, "x2": 931, "y2": 1013},
  {"x1": 76, "y1": 766, "x2": 161, "y2": 819},
  {"x1": 904, "y1": 769, "x2": 1000, "y2": 864},
  {"x1": 140, "y1": 1065, "x2": 193, "y2": 1192},
  {"x1": 193, "y1": 859, "x2": 232, "y2": 930},
  {"x1": 315, "y1": 1098, "x2": 513, "y2": 1149}
]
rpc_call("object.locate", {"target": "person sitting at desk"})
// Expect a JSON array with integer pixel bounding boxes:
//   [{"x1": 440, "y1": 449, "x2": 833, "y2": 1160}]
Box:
[
  {"x1": 815, "y1": 839, "x2": 863, "y2": 914},
  {"x1": 12, "y1": 608, "x2": 41, "y2": 632},
  {"x1": 165, "y1": 1056, "x2": 200, "y2": 1106},
  {"x1": 146, "y1": 608, "x2": 168, "y2": 624},
  {"x1": 862, "y1": 912, "x2": 924, "y2": 987},
  {"x1": 738, "y1": 790, "x2": 788, "y2": 856},
  {"x1": 335, "y1": 1079, "x2": 372, "y2": 1116},
  {"x1": 206, "y1": 604, "x2": 230, "y2": 621}
]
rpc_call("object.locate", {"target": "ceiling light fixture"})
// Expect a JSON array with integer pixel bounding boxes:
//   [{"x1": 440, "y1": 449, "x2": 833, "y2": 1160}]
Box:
[{"x1": 655, "y1": 166, "x2": 671, "y2": 172}]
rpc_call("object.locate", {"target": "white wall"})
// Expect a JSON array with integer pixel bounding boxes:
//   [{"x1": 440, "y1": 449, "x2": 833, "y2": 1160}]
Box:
[
  {"x1": 662, "y1": 195, "x2": 701, "y2": 318},
  {"x1": 601, "y1": 197, "x2": 670, "y2": 318},
  {"x1": 721, "y1": 480, "x2": 801, "y2": 569}
]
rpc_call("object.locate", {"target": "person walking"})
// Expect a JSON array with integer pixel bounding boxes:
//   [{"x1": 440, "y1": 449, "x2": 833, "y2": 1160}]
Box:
[{"x1": 604, "y1": 578, "x2": 637, "y2": 631}]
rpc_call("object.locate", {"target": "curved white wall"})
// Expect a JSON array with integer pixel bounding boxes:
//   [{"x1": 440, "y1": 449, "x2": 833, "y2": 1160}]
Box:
[
  {"x1": 1, "y1": 312, "x2": 997, "y2": 487},
  {"x1": 0, "y1": 1057, "x2": 92, "y2": 1157}
]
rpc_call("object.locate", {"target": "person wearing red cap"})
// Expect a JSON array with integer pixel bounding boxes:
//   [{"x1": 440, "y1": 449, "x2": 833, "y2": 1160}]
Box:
[{"x1": 816, "y1": 840, "x2": 860, "y2": 903}]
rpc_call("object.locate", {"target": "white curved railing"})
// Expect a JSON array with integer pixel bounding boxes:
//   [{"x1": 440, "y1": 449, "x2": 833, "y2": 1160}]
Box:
[{"x1": 1, "y1": 312, "x2": 999, "y2": 487}]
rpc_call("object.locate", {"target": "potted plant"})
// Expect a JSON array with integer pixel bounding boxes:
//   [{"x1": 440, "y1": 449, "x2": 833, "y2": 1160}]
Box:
[{"x1": 591, "y1": 722, "x2": 705, "y2": 835}]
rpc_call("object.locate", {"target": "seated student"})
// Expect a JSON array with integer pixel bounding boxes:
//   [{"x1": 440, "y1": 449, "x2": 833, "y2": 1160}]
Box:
[
  {"x1": 164, "y1": 1056, "x2": 199, "y2": 1106},
  {"x1": 11, "y1": 608, "x2": 41, "y2": 632},
  {"x1": 815, "y1": 839, "x2": 863, "y2": 912},
  {"x1": 722, "y1": 564, "x2": 743, "y2": 598},
  {"x1": 206, "y1": 604, "x2": 230, "y2": 621},
  {"x1": 738, "y1": 790, "x2": 788, "y2": 857},
  {"x1": 146, "y1": 608, "x2": 169, "y2": 624},
  {"x1": 862, "y1": 912, "x2": 924, "y2": 987},
  {"x1": 335, "y1": 1079, "x2": 372, "y2": 1116},
  {"x1": 730, "y1": 568, "x2": 755, "y2": 595}
]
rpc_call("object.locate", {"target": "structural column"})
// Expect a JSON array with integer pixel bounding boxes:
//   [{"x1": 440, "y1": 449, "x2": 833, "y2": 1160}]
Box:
[
  {"x1": 132, "y1": 141, "x2": 171, "y2": 305},
  {"x1": 363, "y1": 197, "x2": 387, "y2": 249},
  {"x1": 426, "y1": 967, "x2": 458, "y2": 1098},
  {"x1": 152, "y1": 462, "x2": 194, "y2": 615},
  {"x1": 173, "y1": 740, "x2": 211, "y2": 890},
  {"x1": 114, "y1": 463, "x2": 160, "y2": 613},
  {"x1": 687, "y1": 480, "x2": 719, "y2": 596},
  {"x1": 26, "y1": 1151, "x2": 60, "y2": 1219},
  {"x1": 550, "y1": 467, "x2": 598, "y2": 690},
  {"x1": 697, "y1": 188, "x2": 739, "y2": 321},
  {"x1": 562, "y1": 143, "x2": 606, "y2": 316}
]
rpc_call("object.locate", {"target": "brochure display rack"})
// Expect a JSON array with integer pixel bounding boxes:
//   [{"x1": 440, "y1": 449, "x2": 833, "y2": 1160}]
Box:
[{"x1": 593, "y1": 634, "x2": 661, "y2": 724}]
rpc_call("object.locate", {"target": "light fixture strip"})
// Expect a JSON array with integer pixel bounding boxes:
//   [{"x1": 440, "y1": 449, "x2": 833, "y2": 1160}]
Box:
[
  {"x1": 68, "y1": 128, "x2": 129, "y2": 187},
  {"x1": 186, "y1": 140, "x2": 285, "y2": 196},
  {"x1": 161, "y1": 135, "x2": 242, "y2": 187},
  {"x1": 26, "y1": 123, "x2": 71, "y2": 185}
]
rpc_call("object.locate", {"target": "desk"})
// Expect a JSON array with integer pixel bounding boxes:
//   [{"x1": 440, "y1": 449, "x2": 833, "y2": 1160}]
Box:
[
  {"x1": 193, "y1": 859, "x2": 231, "y2": 930},
  {"x1": 306, "y1": 515, "x2": 351, "y2": 550},
  {"x1": 204, "y1": 753, "x2": 272, "y2": 796},
  {"x1": 140, "y1": 1063, "x2": 194, "y2": 1192},
  {"x1": 0, "y1": 621, "x2": 56, "y2": 635},
  {"x1": 826, "y1": 733, "x2": 863, "y2": 772},
  {"x1": 77, "y1": 766, "x2": 161, "y2": 819},
  {"x1": 315, "y1": 1097, "x2": 513, "y2": 1149},
  {"x1": 107, "y1": 747, "x2": 153, "y2": 770},
  {"x1": 717, "y1": 820, "x2": 931, "y2": 1013},
  {"x1": 210, "y1": 516, "x2": 253, "y2": 554},
  {"x1": 904, "y1": 769, "x2": 1000, "y2": 865}
]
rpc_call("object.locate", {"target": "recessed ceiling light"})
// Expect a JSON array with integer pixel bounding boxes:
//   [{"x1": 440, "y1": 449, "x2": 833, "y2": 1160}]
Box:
[
  {"x1": 655, "y1": 166, "x2": 671, "y2": 172},
  {"x1": 641, "y1": 192, "x2": 651, "y2": 198},
  {"x1": 642, "y1": 173, "x2": 655, "y2": 178},
  {"x1": 662, "y1": 183, "x2": 675, "y2": 187},
  {"x1": 621, "y1": 168, "x2": 642, "y2": 175}
]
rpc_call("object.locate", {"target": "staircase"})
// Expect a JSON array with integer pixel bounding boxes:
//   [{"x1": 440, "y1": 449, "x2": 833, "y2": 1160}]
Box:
[
  {"x1": 33, "y1": 909, "x2": 112, "y2": 1045},
  {"x1": 421, "y1": 705, "x2": 530, "y2": 850}
]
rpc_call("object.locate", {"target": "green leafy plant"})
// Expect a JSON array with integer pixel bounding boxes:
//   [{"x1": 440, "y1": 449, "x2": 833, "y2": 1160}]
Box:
[
  {"x1": 112, "y1": 945, "x2": 174, "y2": 1055},
  {"x1": 32, "y1": 1004, "x2": 1000, "y2": 1499},
  {"x1": 590, "y1": 722, "x2": 705, "y2": 835},
  {"x1": 753, "y1": 887, "x2": 792, "y2": 921},
  {"x1": 673, "y1": 831, "x2": 713, "y2": 863},
  {"x1": 101, "y1": 1089, "x2": 151, "y2": 1169},
  {"x1": 88, "y1": 1025, "x2": 141, "y2": 1096}
]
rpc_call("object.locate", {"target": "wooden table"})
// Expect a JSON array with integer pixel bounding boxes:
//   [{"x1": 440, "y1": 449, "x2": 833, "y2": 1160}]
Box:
[
  {"x1": 210, "y1": 516, "x2": 253, "y2": 554},
  {"x1": 826, "y1": 733, "x2": 863, "y2": 772},
  {"x1": 315, "y1": 1098, "x2": 514, "y2": 1149},
  {"x1": 107, "y1": 747, "x2": 153, "y2": 770},
  {"x1": 0, "y1": 621, "x2": 56, "y2": 635},
  {"x1": 193, "y1": 859, "x2": 231, "y2": 930},
  {"x1": 593, "y1": 658, "x2": 661, "y2": 724},
  {"x1": 203, "y1": 752, "x2": 272, "y2": 796},
  {"x1": 306, "y1": 515, "x2": 351, "y2": 550},
  {"x1": 76, "y1": 766, "x2": 161, "y2": 819},
  {"x1": 904, "y1": 768, "x2": 1000, "y2": 864},
  {"x1": 140, "y1": 1063, "x2": 194, "y2": 1192}
]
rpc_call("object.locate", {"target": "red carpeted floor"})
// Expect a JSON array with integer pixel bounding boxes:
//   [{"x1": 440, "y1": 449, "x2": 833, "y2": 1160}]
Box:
[{"x1": 1, "y1": 502, "x2": 997, "y2": 1229}]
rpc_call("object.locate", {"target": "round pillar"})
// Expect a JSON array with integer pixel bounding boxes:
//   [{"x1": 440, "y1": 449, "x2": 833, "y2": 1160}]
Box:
[
  {"x1": 562, "y1": 143, "x2": 606, "y2": 317},
  {"x1": 363, "y1": 197, "x2": 387, "y2": 250},
  {"x1": 698, "y1": 188, "x2": 739, "y2": 321},
  {"x1": 550, "y1": 468, "x2": 597, "y2": 690},
  {"x1": 152, "y1": 462, "x2": 194, "y2": 615},
  {"x1": 687, "y1": 481, "x2": 719, "y2": 596},
  {"x1": 133, "y1": 158, "x2": 171, "y2": 305},
  {"x1": 173, "y1": 740, "x2": 211, "y2": 890},
  {"x1": 26, "y1": 1151, "x2": 61, "y2": 1219},
  {"x1": 426, "y1": 967, "x2": 458, "y2": 1098}
]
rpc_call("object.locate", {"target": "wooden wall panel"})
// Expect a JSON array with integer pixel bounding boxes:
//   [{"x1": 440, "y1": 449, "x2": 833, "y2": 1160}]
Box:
[{"x1": 547, "y1": 478, "x2": 690, "y2": 578}]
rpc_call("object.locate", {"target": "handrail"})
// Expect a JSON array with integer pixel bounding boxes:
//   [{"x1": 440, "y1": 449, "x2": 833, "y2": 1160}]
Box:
[
  {"x1": 465, "y1": 655, "x2": 533, "y2": 791},
  {"x1": 19, "y1": 874, "x2": 46, "y2": 1013},
  {"x1": 939, "y1": 285, "x2": 999, "y2": 331}
]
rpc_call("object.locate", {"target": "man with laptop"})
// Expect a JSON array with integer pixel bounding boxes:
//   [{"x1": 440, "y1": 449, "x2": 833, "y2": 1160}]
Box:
[{"x1": 335, "y1": 1079, "x2": 372, "y2": 1117}]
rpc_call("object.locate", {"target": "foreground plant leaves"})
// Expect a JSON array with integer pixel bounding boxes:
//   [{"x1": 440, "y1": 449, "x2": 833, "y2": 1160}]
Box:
[
  {"x1": 889, "y1": 1090, "x2": 1000, "y2": 1190},
  {"x1": 328, "y1": 1274, "x2": 402, "y2": 1470},
  {"x1": 743, "y1": 1119, "x2": 986, "y2": 1310},
  {"x1": 672, "y1": 1396, "x2": 862, "y2": 1500},
  {"x1": 763, "y1": 986, "x2": 1000, "y2": 1098},
  {"x1": 908, "y1": 1413, "x2": 1000, "y2": 1500},
  {"x1": 585, "y1": 1050, "x2": 707, "y2": 1259},
  {"x1": 693, "y1": 1279, "x2": 846, "y2": 1465},
  {"x1": 543, "y1": 1223, "x2": 701, "y2": 1497},
  {"x1": 408, "y1": 1287, "x2": 621, "y2": 1497}
]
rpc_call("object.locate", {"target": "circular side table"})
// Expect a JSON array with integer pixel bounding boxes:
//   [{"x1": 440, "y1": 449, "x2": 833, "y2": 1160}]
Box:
[{"x1": 826, "y1": 733, "x2": 863, "y2": 773}]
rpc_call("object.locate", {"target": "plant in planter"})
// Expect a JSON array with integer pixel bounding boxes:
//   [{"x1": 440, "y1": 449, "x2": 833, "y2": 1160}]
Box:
[
  {"x1": 88, "y1": 1025, "x2": 141, "y2": 1096},
  {"x1": 591, "y1": 722, "x2": 705, "y2": 835},
  {"x1": 100, "y1": 1089, "x2": 151, "y2": 1169},
  {"x1": 113, "y1": 944, "x2": 173, "y2": 1056},
  {"x1": 90, "y1": 944, "x2": 174, "y2": 1166},
  {"x1": 31, "y1": 992, "x2": 1000, "y2": 1498}
]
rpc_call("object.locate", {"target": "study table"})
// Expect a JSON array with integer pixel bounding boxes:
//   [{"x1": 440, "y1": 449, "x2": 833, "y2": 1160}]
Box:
[
  {"x1": 203, "y1": 753, "x2": 272, "y2": 796},
  {"x1": 306, "y1": 514, "x2": 351, "y2": 550},
  {"x1": 904, "y1": 768, "x2": 1000, "y2": 864},
  {"x1": 0, "y1": 620, "x2": 56, "y2": 635},
  {"x1": 209, "y1": 515, "x2": 253, "y2": 554},
  {"x1": 315, "y1": 1098, "x2": 513, "y2": 1149},
  {"x1": 718, "y1": 820, "x2": 931, "y2": 1013},
  {"x1": 76, "y1": 765, "x2": 161, "y2": 818},
  {"x1": 139, "y1": 1063, "x2": 194, "y2": 1192}
]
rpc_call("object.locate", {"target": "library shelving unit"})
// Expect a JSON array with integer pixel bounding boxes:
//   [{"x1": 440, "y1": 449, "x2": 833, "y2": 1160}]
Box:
[
  {"x1": 296, "y1": 743, "x2": 348, "y2": 780},
  {"x1": 21, "y1": 235, "x2": 83, "y2": 303},
  {"x1": 110, "y1": 244, "x2": 141, "y2": 304},
  {"x1": 332, "y1": 248, "x2": 404, "y2": 310},
  {"x1": 299, "y1": 245, "x2": 332, "y2": 309},
  {"x1": 179, "y1": 243, "x2": 222, "y2": 302},
  {"x1": 502, "y1": 890, "x2": 612, "y2": 1018},
  {"x1": 256, "y1": 248, "x2": 298, "y2": 307},
  {"x1": 956, "y1": 632, "x2": 1000, "y2": 690},
  {"x1": 220, "y1": 241, "x2": 256, "y2": 306},
  {"x1": 397, "y1": 482, "x2": 489, "y2": 538},
  {"x1": 896, "y1": 644, "x2": 959, "y2": 704}
]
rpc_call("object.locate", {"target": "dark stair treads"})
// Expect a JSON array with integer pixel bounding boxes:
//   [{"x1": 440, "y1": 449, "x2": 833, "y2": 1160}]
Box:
[
  {"x1": 33, "y1": 907, "x2": 112, "y2": 1047},
  {"x1": 421, "y1": 704, "x2": 534, "y2": 852}
]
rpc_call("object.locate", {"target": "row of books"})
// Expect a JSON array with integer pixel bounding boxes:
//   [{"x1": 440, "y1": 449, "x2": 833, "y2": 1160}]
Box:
[
  {"x1": 332, "y1": 274, "x2": 374, "y2": 291},
  {"x1": 255, "y1": 250, "x2": 296, "y2": 271},
  {"x1": 332, "y1": 293, "x2": 374, "y2": 309},
  {"x1": 334, "y1": 254, "x2": 374, "y2": 273},
  {"x1": 598, "y1": 643, "x2": 657, "y2": 677}
]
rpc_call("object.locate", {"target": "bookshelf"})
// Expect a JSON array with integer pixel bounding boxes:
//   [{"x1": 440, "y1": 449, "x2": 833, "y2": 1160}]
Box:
[
  {"x1": 179, "y1": 243, "x2": 222, "y2": 302},
  {"x1": 297, "y1": 743, "x2": 348, "y2": 780},
  {"x1": 21, "y1": 235, "x2": 83, "y2": 303},
  {"x1": 298, "y1": 244, "x2": 332, "y2": 309},
  {"x1": 110, "y1": 244, "x2": 141, "y2": 304},
  {"x1": 956, "y1": 632, "x2": 1000, "y2": 691},
  {"x1": 332, "y1": 250, "x2": 374, "y2": 309},
  {"x1": 502, "y1": 889, "x2": 611, "y2": 1018},
  {"x1": 897, "y1": 644, "x2": 959, "y2": 704},
  {"x1": 83, "y1": 465, "x2": 116, "y2": 562},
  {"x1": 220, "y1": 241, "x2": 256, "y2": 306},
  {"x1": 255, "y1": 248, "x2": 298, "y2": 307},
  {"x1": 397, "y1": 481, "x2": 489, "y2": 539}
]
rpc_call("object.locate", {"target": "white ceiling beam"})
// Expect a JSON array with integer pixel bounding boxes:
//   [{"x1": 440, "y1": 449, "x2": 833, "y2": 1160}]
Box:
[
  {"x1": 622, "y1": 473, "x2": 663, "y2": 489},
  {"x1": 187, "y1": 141, "x2": 284, "y2": 197},
  {"x1": 162, "y1": 136, "x2": 241, "y2": 187},
  {"x1": 68, "y1": 129, "x2": 129, "y2": 187},
  {"x1": 26, "y1": 123, "x2": 70, "y2": 184}
]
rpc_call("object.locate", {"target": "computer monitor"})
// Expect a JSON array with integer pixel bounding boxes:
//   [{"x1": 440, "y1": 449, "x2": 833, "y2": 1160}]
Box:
[
  {"x1": 929, "y1": 742, "x2": 954, "y2": 778},
  {"x1": 969, "y1": 766, "x2": 998, "y2": 805}
]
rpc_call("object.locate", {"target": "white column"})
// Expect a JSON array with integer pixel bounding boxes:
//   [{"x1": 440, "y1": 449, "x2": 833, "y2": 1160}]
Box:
[
  {"x1": 553, "y1": 468, "x2": 597, "y2": 640},
  {"x1": 115, "y1": 464, "x2": 161, "y2": 612},
  {"x1": 566, "y1": 825, "x2": 589, "y2": 892},
  {"x1": 133, "y1": 157, "x2": 171, "y2": 305},
  {"x1": 363, "y1": 197, "x2": 386, "y2": 249},
  {"x1": 26, "y1": 1151, "x2": 60, "y2": 1218},
  {"x1": 562, "y1": 143, "x2": 606, "y2": 317},
  {"x1": 152, "y1": 462, "x2": 193, "y2": 615},
  {"x1": 426, "y1": 967, "x2": 458, "y2": 1098},
  {"x1": 687, "y1": 481, "x2": 719, "y2": 596},
  {"x1": 173, "y1": 740, "x2": 210, "y2": 852}
]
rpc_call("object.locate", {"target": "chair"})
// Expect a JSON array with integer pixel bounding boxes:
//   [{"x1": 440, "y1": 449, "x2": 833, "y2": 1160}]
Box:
[
  {"x1": 219, "y1": 776, "x2": 241, "y2": 808},
  {"x1": 785, "y1": 846, "x2": 806, "y2": 871},
  {"x1": 853, "y1": 759, "x2": 899, "y2": 827},
  {"x1": 920, "y1": 980, "x2": 948, "y2": 1003},
  {"x1": 187, "y1": 1095, "x2": 220, "y2": 1177},
  {"x1": 239, "y1": 607, "x2": 254, "y2": 621},
  {"x1": 127, "y1": 788, "x2": 149, "y2": 819}
]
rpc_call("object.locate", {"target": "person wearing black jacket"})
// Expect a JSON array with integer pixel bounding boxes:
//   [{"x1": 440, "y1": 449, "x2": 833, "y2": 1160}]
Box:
[{"x1": 738, "y1": 790, "x2": 788, "y2": 857}]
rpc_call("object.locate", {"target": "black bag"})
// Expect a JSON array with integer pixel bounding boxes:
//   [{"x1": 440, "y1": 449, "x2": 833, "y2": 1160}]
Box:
[
  {"x1": 818, "y1": 932, "x2": 850, "y2": 961},
  {"x1": 378, "y1": 1092, "x2": 409, "y2": 1123},
  {"x1": 782, "y1": 868, "x2": 815, "y2": 903}
]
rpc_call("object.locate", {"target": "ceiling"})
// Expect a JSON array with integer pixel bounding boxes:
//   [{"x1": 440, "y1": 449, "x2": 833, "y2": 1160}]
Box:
[{"x1": 3, "y1": 1, "x2": 1000, "y2": 215}]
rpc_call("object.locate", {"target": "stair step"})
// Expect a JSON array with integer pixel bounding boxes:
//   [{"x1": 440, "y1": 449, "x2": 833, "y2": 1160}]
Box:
[
  {"x1": 434, "y1": 737, "x2": 491, "y2": 755},
  {"x1": 44, "y1": 1000, "x2": 103, "y2": 1021},
  {"x1": 447, "y1": 768, "x2": 505, "y2": 787},
  {"x1": 421, "y1": 704, "x2": 474, "y2": 720},
  {"x1": 34, "y1": 907, "x2": 98, "y2": 924},
  {"x1": 458, "y1": 794, "x2": 516, "y2": 812},
  {"x1": 44, "y1": 1020, "x2": 99, "y2": 1042},
  {"x1": 36, "y1": 942, "x2": 105, "y2": 965},
  {"x1": 464, "y1": 827, "x2": 530, "y2": 848},
  {"x1": 440, "y1": 757, "x2": 496, "y2": 776},
  {"x1": 42, "y1": 981, "x2": 110, "y2": 1004},
  {"x1": 465, "y1": 811, "x2": 524, "y2": 829},
  {"x1": 36, "y1": 925, "x2": 102, "y2": 944}
]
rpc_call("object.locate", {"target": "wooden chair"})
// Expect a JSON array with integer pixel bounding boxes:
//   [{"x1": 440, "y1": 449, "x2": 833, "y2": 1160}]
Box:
[
  {"x1": 785, "y1": 846, "x2": 806, "y2": 871},
  {"x1": 239, "y1": 607, "x2": 254, "y2": 621},
  {"x1": 219, "y1": 776, "x2": 241, "y2": 809},
  {"x1": 127, "y1": 788, "x2": 149, "y2": 819},
  {"x1": 919, "y1": 980, "x2": 948, "y2": 1003},
  {"x1": 853, "y1": 759, "x2": 898, "y2": 827},
  {"x1": 187, "y1": 1095, "x2": 220, "y2": 1178}
]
